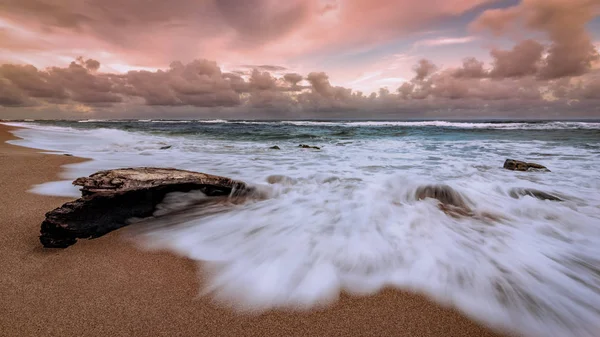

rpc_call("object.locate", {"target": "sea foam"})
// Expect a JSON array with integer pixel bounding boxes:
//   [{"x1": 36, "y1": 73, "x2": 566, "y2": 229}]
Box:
[{"x1": 4, "y1": 121, "x2": 600, "y2": 337}]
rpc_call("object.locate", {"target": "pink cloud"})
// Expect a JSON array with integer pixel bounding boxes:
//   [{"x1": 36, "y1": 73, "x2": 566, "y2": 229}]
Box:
[
  {"x1": 0, "y1": 0, "x2": 493, "y2": 68},
  {"x1": 472, "y1": 0, "x2": 600, "y2": 79},
  {"x1": 414, "y1": 36, "x2": 477, "y2": 47},
  {"x1": 1, "y1": 0, "x2": 600, "y2": 118}
]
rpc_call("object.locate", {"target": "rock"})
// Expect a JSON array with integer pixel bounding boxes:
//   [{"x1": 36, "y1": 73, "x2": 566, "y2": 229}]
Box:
[
  {"x1": 504, "y1": 159, "x2": 550, "y2": 172},
  {"x1": 415, "y1": 184, "x2": 469, "y2": 208},
  {"x1": 159, "y1": 145, "x2": 172, "y2": 150},
  {"x1": 269, "y1": 146, "x2": 281, "y2": 150},
  {"x1": 266, "y1": 175, "x2": 296, "y2": 185},
  {"x1": 63, "y1": 154, "x2": 74, "y2": 157},
  {"x1": 299, "y1": 144, "x2": 320, "y2": 150},
  {"x1": 40, "y1": 167, "x2": 249, "y2": 248},
  {"x1": 415, "y1": 184, "x2": 473, "y2": 217},
  {"x1": 414, "y1": 184, "x2": 505, "y2": 222},
  {"x1": 509, "y1": 188, "x2": 562, "y2": 201}
]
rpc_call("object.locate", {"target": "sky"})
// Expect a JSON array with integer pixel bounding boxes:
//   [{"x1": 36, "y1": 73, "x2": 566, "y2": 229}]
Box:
[{"x1": 1, "y1": 0, "x2": 600, "y2": 119}]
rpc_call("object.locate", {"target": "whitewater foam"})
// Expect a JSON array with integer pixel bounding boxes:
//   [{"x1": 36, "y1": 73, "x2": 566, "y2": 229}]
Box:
[
  {"x1": 130, "y1": 174, "x2": 600, "y2": 337},
  {"x1": 4, "y1": 121, "x2": 600, "y2": 337},
  {"x1": 191, "y1": 120, "x2": 600, "y2": 129}
]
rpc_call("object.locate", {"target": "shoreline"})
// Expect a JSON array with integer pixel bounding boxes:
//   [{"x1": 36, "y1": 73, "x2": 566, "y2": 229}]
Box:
[{"x1": 0, "y1": 123, "x2": 506, "y2": 337}]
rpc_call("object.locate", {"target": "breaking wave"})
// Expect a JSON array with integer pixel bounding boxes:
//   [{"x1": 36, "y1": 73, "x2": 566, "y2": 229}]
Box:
[
  {"x1": 129, "y1": 175, "x2": 600, "y2": 337},
  {"x1": 4, "y1": 120, "x2": 600, "y2": 337}
]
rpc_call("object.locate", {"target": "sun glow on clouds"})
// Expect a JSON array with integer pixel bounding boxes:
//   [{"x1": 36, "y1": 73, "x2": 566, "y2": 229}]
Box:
[
  {"x1": 1, "y1": 0, "x2": 600, "y2": 117},
  {"x1": 339, "y1": 35, "x2": 477, "y2": 92},
  {"x1": 413, "y1": 36, "x2": 477, "y2": 48},
  {"x1": 105, "y1": 64, "x2": 160, "y2": 73},
  {"x1": 376, "y1": 77, "x2": 408, "y2": 84}
]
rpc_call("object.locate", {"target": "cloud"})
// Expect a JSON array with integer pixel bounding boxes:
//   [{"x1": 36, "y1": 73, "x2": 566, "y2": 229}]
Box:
[
  {"x1": 0, "y1": 0, "x2": 493, "y2": 67},
  {"x1": 452, "y1": 57, "x2": 487, "y2": 79},
  {"x1": 0, "y1": 77, "x2": 29, "y2": 106},
  {"x1": 283, "y1": 73, "x2": 303, "y2": 86},
  {"x1": 377, "y1": 77, "x2": 408, "y2": 83},
  {"x1": 0, "y1": 27, "x2": 49, "y2": 52},
  {"x1": 472, "y1": 0, "x2": 600, "y2": 79},
  {"x1": 489, "y1": 39, "x2": 544, "y2": 78},
  {"x1": 413, "y1": 59, "x2": 438, "y2": 81},
  {"x1": 0, "y1": 64, "x2": 68, "y2": 100},
  {"x1": 2, "y1": 54, "x2": 600, "y2": 118},
  {"x1": 414, "y1": 36, "x2": 477, "y2": 47},
  {"x1": 123, "y1": 59, "x2": 242, "y2": 107},
  {"x1": 240, "y1": 65, "x2": 288, "y2": 72},
  {"x1": 349, "y1": 71, "x2": 383, "y2": 85}
]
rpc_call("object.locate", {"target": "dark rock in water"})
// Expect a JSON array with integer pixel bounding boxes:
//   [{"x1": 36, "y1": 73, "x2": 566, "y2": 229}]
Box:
[
  {"x1": 63, "y1": 154, "x2": 74, "y2": 157},
  {"x1": 39, "y1": 167, "x2": 249, "y2": 248},
  {"x1": 159, "y1": 145, "x2": 172, "y2": 150},
  {"x1": 269, "y1": 145, "x2": 281, "y2": 150},
  {"x1": 415, "y1": 184, "x2": 468, "y2": 208},
  {"x1": 299, "y1": 144, "x2": 320, "y2": 150},
  {"x1": 415, "y1": 184, "x2": 473, "y2": 217},
  {"x1": 266, "y1": 175, "x2": 296, "y2": 185},
  {"x1": 504, "y1": 159, "x2": 550, "y2": 172},
  {"x1": 509, "y1": 188, "x2": 562, "y2": 201},
  {"x1": 415, "y1": 184, "x2": 507, "y2": 222}
]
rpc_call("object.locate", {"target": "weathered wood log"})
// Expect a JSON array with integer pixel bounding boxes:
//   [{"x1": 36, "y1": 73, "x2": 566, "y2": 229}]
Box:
[
  {"x1": 503, "y1": 159, "x2": 550, "y2": 172},
  {"x1": 40, "y1": 167, "x2": 249, "y2": 248}
]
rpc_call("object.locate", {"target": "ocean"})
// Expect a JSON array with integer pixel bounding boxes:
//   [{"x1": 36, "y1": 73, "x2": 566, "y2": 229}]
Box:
[{"x1": 5, "y1": 119, "x2": 600, "y2": 337}]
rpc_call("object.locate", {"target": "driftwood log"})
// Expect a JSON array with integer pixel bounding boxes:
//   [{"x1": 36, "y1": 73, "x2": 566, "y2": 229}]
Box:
[{"x1": 40, "y1": 167, "x2": 248, "y2": 248}]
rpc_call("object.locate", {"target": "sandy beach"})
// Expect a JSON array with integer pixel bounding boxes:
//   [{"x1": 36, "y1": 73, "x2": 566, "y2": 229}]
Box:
[{"x1": 0, "y1": 123, "x2": 506, "y2": 337}]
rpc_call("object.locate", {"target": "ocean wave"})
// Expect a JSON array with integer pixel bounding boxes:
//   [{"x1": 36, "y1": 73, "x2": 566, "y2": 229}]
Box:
[
  {"x1": 19, "y1": 119, "x2": 600, "y2": 130},
  {"x1": 150, "y1": 120, "x2": 192, "y2": 123},
  {"x1": 211, "y1": 120, "x2": 600, "y2": 130},
  {"x1": 7, "y1": 120, "x2": 600, "y2": 337},
  {"x1": 132, "y1": 176, "x2": 600, "y2": 337},
  {"x1": 197, "y1": 119, "x2": 229, "y2": 123},
  {"x1": 77, "y1": 119, "x2": 130, "y2": 123}
]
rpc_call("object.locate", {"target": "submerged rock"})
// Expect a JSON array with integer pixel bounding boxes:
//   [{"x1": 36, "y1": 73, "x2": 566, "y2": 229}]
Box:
[
  {"x1": 509, "y1": 188, "x2": 562, "y2": 201},
  {"x1": 159, "y1": 145, "x2": 172, "y2": 150},
  {"x1": 415, "y1": 184, "x2": 468, "y2": 208},
  {"x1": 299, "y1": 144, "x2": 320, "y2": 150},
  {"x1": 266, "y1": 175, "x2": 296, "y2": 185},
  {"x1": 504, "y1": 159, "x2": 550, "y2": 172},
  {"x1": 269, "y1": 145, "x2": 281, "y2": 150},
  {"x1": 40, "y1": 167, "x2": 249, "y2": 248},
  {"x1": 415, "y1": 184, "x2": 473, "y2": 217},
  {"x1": 414, "y1": 184, "x2": 505, "y2": 221},
  {"x1": 299, "y1": 144, "x2": 320, "y2": 149}
]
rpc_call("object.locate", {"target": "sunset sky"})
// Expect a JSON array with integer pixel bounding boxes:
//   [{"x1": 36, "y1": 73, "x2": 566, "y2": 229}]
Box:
[{"x1": 1, "y1": 0, "x2": 600, "y2": 119}]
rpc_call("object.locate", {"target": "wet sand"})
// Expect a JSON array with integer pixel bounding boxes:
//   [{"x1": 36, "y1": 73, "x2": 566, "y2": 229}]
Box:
[{"x1": 0, "y1": 123, "x2": 507, "y2": 337}]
